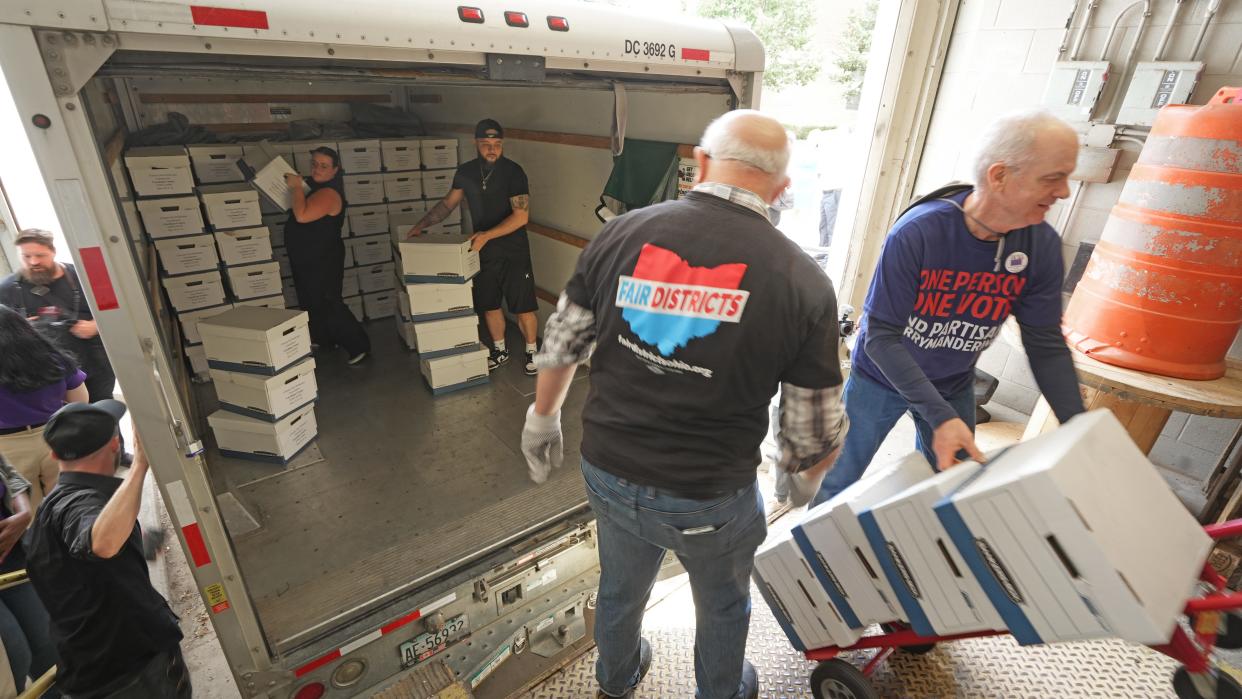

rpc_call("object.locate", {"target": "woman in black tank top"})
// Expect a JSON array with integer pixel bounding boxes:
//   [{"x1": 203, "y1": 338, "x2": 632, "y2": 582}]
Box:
[{"x1": 284, "y1": 147, "x2": 371, "y2": 364}]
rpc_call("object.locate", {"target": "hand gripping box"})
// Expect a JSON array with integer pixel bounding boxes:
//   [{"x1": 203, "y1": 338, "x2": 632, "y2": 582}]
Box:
[
  {"x1": 198, "y1": 184, "x2": 263, "y2": 230},
  {"x1": 793, "y1": 453, "x2": 935, "y2": 629},
  {"x1": 421, "y1": 347, "x2": 489, "y2": 395},
  {"x1": 754, "y1": 535, "x2": 863, "y2": 652},
  {"x1": 215, "y1": 227, "x2": 274, "y2": 267},
  {"x1": 421, "y1": 138, "x2": 459, "y2": 170},
  {"x1": 124, "y1": 146, "x2": 193, "y2": 197},
  {"x1": 291, "y1": 141, "x2": 339, "y2": 176},
  {"x1": 398, "y1": 235, "x2": 480, "y2": 284},
  {"x1": 413, "y1": 315, "x2": 482, "y2": 358},
  {"x1": 933, "y1": 410, "x2": 1212, "y2": 646},
  {"x1": 186, "y1": 144, "x2": 245, "y2": 184},
  {"x1": 421, "y1": 170, "x2": 455, "y2": 199},
  {"x1": 155, "y1": 234, "x2": 219, "y2": 275},
  {"x1": 210, "y1": 358, "x2": 318, "y2": 422},
  {"x1": 389, "y1": 202, "x2": 430, "y2": 244},
  {"x1": 347, "y1": 204, "x2": 389, "y2": 237},
  {"x1": 363, "y1": 291, "x2": 396, "y2": 320},
  {"x1": 350, "y1": 235, "x2": 393, "y2": 266},
  {"x1": 403, "y1": 281, "x2": 475, "y2": 322},
  {"x1": 225, "y1": 261, "x2": 283, "y2": 300},
  {"x1": 382, "y1": 172, "x2": 424, "y2": 202},
  {"x1": 858, "y1": 460, "x2": 1005, "y2": 638},
  {"x1": 358, "y1": 262, "x2": 396, "y2": 294},
  {"x1": 198, "y1": 306, "x2": 311, "y2": 376},
  {"x1": 176, "y1": 303, "x2": 234, "y2": 345},
  {"x1": 338, "y1": 139, "x2": 383, "y2": 173},
  {"x1": 344, "y1": 174, "x2": 385, "y2": 205},
  {"x1": 381, "y1": 139, "x2": 421, "y2": 171},
  {"x1": 137, "y1": 196, "x2": 205, "y2": 239},
  {"x1": 207, "y1": 402, "x2": 317, "y2": 464},
  {"x1": 162, "y1": 270, "x2": 226, "y2": 312}
]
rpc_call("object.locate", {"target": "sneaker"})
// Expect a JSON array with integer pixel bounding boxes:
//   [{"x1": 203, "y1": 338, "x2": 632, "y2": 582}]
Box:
[
  {"x1": 739, "y1": 659, "x2": 758, "y2": 699},
  {"x1": 524, "y1": 352, "x2": 537, "y2": 376},
  {"x1": 596, "y1": 637, "x2": 653, "y2": 699},
  {"x1": 347, "y1": 351, "x2": 369, "y2": 366},
  {"x1": 487, "y1": 349, "x2": 510, "y2": 372}
]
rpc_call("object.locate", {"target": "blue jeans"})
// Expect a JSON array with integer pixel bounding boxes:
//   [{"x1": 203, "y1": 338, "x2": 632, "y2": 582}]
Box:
[
  {"x1": 810, "y1": 372, "x2": 976, "y2": 508},
  {"x1": 0, "y1": 580, "x2": 60, "y2": 697},
  {"x1": 581, "y1": 459, "x2": 767, "y2": 699}
]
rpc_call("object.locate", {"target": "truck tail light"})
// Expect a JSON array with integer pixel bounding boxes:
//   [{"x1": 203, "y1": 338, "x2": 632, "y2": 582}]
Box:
[
  {"x1": 292, "y1": 682, "x2": 325, "y2": 699},
  {"x1": 458, "y1": 6, "x2": 484, "y2": 23},
  {"x1": 547, "y1": 16, "x2": 569, "y2": 31},
  {"x1": 505, "y1": 11, "x2": 529, "y2": 27}
]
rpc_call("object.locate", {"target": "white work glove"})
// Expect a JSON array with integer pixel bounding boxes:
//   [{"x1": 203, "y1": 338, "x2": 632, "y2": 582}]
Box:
[{"x1": 521, "y1": 405, "x2": 563, "y2": 484}]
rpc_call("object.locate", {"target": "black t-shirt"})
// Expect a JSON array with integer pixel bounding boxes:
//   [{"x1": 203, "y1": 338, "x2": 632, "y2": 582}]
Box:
[
  {"x1": 24, "y1": 471, "x2": 183, "y2": 695},
  {"x1": 565, "y1": 191, "x2": 843, "y2": 497},
  {"x1": 0, "y1": 264, "x2": 95, "y2": 323},
  {"x1": 452, "y1": 156, "x2": 530, "y2": 261}
]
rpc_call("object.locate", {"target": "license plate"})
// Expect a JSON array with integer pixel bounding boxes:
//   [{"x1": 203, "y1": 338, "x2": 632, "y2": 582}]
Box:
[{"x1": 399, "y1": 614, "x2": 468, "y2": 667}]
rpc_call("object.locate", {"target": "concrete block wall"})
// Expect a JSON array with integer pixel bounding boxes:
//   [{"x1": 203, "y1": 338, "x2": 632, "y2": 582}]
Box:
[{"x1": 916, "y1": 0, "x2": 1242, "y2": 471}]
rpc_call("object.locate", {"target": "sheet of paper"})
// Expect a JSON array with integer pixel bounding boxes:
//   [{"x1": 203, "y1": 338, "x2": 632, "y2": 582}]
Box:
[{"x1": 250, "y1": 156, "x2": 308, "y2": 211}]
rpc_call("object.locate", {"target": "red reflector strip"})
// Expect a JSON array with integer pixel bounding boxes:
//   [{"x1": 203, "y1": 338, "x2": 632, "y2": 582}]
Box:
[
  {"x1": 78, "y1": 247, "x2": 119, "y2": 311},
  {"x1": 189, "y1": 5, "x2": 269, "y2": 29},
  {"x1": 681, "y1": 47, "x2": 711, "y2": 61},
  {"x1": 505, "y1": 11, "x2": 529, "y2": 27},
  {"x1": 380, "y1": 609, "x2": 423, "y2": 634},
  {"x1": 294, "y1": 650, "x2": 341, "y2": 678},
  {"x1": 182, "y1": 522, "x2": 212, "y2": 567},
  {"x1": 458, "y1": 5, "x2": 484, "y2": 22},
  {"x1": 547, "y1": 16, "x2": 569, "y2": 31}
]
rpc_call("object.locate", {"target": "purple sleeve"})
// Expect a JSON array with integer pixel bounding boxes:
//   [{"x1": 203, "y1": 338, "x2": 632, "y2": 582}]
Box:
[
  {"x1": 66, "y1": 369, "x2": 86, "y2": 391},
  {"x1": 863, "y1": 221, "x2": 925, "y2": 326},
  {"x1": 1012, "y1": 228, "x2": 1065, "y2": 326}
]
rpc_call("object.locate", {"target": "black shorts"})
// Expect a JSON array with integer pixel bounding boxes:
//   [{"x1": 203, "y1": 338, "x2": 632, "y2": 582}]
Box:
[{"x1": 473, "y1": 255, "x2": 538, "y2": 314}]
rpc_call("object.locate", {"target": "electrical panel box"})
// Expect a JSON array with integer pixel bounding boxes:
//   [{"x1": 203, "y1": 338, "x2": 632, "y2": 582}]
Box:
[
  {"x1": 1070, "y1": 146, "x2": 1122, "y2": 183},
  {"x1": 1042, "y1": 61, "x2": 1111, "y2": 122},
  {"x1": 1116, "y1": 61, "x2": 1204, "y2": 126}
]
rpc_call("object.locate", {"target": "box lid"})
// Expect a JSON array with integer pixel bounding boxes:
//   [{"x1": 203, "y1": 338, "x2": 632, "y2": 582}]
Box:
[
  {"x1": 124, "y1": 146, "x2": 189, "y2": 166},
  {"x1": 199, "y1": 305, "x2": 307, "y2": 336},
  {"x1": 211, "y1": 357, "x2": 316, "y2": 389},
  {"x1": 207, "y1": 401, "x2": 314, "y2": 434}
]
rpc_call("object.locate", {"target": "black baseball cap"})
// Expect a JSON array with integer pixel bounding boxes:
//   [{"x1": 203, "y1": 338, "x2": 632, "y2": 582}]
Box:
[
  {"x1": 475, "y1": 119, "x2": 504, "y2": 139},
  {"x1": 43, "y1": 399, "x2": 127, "y2": 460}
]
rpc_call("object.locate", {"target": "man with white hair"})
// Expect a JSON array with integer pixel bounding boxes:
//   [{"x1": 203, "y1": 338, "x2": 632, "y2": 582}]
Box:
[
  {"x1": 521, "y1": 110, "x2": 848, "y2": 699},
  {"x1": 810, "y1": 109, "x2": 1087, "y2": 507}
]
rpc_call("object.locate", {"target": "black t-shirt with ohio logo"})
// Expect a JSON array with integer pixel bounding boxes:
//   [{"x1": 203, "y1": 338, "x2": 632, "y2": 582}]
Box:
[{"x1": 452, "y1": 156, "x2": 530, "y2": 262}]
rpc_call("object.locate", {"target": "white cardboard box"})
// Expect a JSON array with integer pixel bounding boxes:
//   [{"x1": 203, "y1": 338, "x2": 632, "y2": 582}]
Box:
[
  {"x1": 859, "y1": 460, "x2": 1005, "y2": 638},
  {"x1": 262, "y1": 214, "x2": 286, "y2": 247},
  {"x1": 381, "y1": 139, "x2": 421, "y2": 171},
  {"x1": 341, "y1": 268, "x2": 360, "y2": 298},
  {"x1": 137, "y1": 196, "x2": 205, "y2": 239},
  {"x1": 198, "y1": 306, "x2": 311, "y2": 375},
  {"x1": 125, "y1": 146, "x2": 193, "y2": 197},
  {"x1": 398, "y1": 235, "x2": 480, "y2": 284},
  {"x1": 235, "y1": 294, "x2": 286, "y2": 309},
  {"x1": 273, "y1": 246, "x2": 292, "y2": 279},
  {"x1": 794, "y1": 453, "x2": 935, "y2": 629},
  {"x1": 186, "y1": 144, "x2": 245, "y2": 184},
  {"x1": 185, "y1": 342, "x2": 210, "y2": 378},
  {"x1": 210, "y1": 358, "x2": 317, "y2": 422},
  {"x1": 421, "y1": 139, "x2": 459, "y2": 169},
  {"x1": 357, "y1": 262, "x2": 396, "y2": 294},
  {"x1": 404, "y1": 281, "x2": 474, "y2": 321},
  {"x1": 241, "y1": 142, "x2": 296, "y2": 172},
  {"x1": 215, "y1": 227, "x2": 274, "y2": 266},
  {"x1": 343, "y1": 174, "x2": 385, "y2": 205},
  {"x1": 155, "y1": 234, "x2": 219, "y2": 275},
  {"x1": 363, "y1": 291, "x2": 396, "y2": 319},
  {"x1": 291, "y1": 141, "x2": 338, "y2": 176},
  {"x1": 198, "y1": 184, "x2": 263, "y2": 230},
  {"x1": 395, "y1": 312, "x2": 417, "y2": 350},
  {"x1": 421, "y1": 170, "x2": 455, "y2": 199},
  {"x1": 934, "y1": 410, "x2": 1212, "y2": 646},
  {"x1": 413, "y1": 314, "x2": 481, "y2": 358},
  {"x1": 347, "y1": 204, "x2": 389, "y2": 237},
  {"x1": 177, "y1": 303, "x2": 233, "y2": 345},
  {"x1": 338, "y1": 139, "x2": 383, "y2": 173},
  {"x1": 421, "y1": 346, "x2": 489, "y2": 394},
  {"x1": 350, "y1": 235, "x2": 392, "y2": 266},
  {"x1": 207, "y1": 403, "x2": 317, "y2": 464},
  {"x1": 426, "y1": 222, "x2": 461, "y2": 236},
  {"x1": 343, "y1": 243, "x2": 355, "y2": 269},
  {"x1": 382, "y1": 172, "x2": 424, "y2": 202},
  {"x1": 226, "y1": 261, "x2": 283, "y2": 301},
  {"x1": 163, "y1": 270, "x2": 226, "y2": 311},
  {"x1": 754, "y1": 536, "x2": 862, "y2": 651},
  {"x1": 344, "y1": 295, "x2": 364, "y2": 322},
  {"x1": 388, "y1": 202, "x2": 430, "y2": 244}
]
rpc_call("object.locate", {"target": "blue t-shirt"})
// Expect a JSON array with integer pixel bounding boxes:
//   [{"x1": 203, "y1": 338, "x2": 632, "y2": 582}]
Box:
[{"x1": 852, "y1": 189, "x2": 1065, "y2": 396}]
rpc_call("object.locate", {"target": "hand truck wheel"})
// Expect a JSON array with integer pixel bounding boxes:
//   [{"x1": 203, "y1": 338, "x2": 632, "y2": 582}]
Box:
[
  {"x1": 880, "y1": 622, "x2": 937, "y2": 655},
  {"x1": 1172, "y1": 666, "x2": 1242, "y2": 699},
  {"x1": 810, "y1": 659, "x2": 880, "y2": 699}
]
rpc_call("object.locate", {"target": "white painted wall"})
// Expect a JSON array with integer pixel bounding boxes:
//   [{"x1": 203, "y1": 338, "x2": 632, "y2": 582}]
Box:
[{"x1": 914, "y1": 0, "x2": 1242, "y2": 480}]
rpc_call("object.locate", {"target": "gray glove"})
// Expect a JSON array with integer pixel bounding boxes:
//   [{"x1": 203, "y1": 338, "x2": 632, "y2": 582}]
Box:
[{"x1": 521, "y1": 405, "x2": 563, "y2": 484}]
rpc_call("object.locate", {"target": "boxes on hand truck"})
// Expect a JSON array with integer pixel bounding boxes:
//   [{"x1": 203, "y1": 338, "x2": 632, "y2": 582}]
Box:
[
  {"x1": 754, "y1": 534, "x2": 864, "y2": 652},
  {"x1": 793, "y1": 453, "x2": 935, "y2": 630},
  {"x1": 210, "y1": 358, "x2": 317, "y2": 422},
  {"x1": 412, "y1": 314, "x2": 481, "y2": 358},
  {"x1": 197, "y1": 306, "x2": 311, "y2": 376},
  {"x1": 421, "y1": 347, "x2": 489, "y2": 395},
  {"x1": 934, "y1": 409, "x2": 1212, "y2": 646},
  {"x1": 402, "y1": 281, "x2": 474, "y2": 322},
  {"x1": 397, "y1": 235, "x2": 480, "y2": 284}
]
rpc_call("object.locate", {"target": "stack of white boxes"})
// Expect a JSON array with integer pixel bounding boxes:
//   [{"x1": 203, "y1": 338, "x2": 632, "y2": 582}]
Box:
[
  {"x1": 200, "y1": 183, "x2": 284, "y2": 309},
  {"x1": 334, "y1": 139, "x2": 388, "y2": 323},
  {"x1": 200, "y1": 306, "x2": 319, "y2": 464},
  {"x1": 754, "y1": 410, "x2": 1214, "y2": 654}
]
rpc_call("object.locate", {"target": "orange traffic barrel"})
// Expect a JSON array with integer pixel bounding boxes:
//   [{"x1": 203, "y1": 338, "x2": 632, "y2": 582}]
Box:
[{"x1": 1064, "y1": 87, "x2": 1242, "y2": 380}]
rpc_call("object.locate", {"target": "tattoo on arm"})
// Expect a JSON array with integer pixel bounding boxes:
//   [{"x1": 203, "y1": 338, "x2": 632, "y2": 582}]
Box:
[
  {"x1": 419, "y1": 201, "x2": 452, "y2": 227},
  {"x1": 510, "y1": 194, "x2": 530, "y2": 212}
]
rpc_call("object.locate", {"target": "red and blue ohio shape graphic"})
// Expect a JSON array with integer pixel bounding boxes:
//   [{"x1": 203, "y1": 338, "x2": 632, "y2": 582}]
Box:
[{"x1": 615, "y1": 244, "x2": 750, "y2": 356}]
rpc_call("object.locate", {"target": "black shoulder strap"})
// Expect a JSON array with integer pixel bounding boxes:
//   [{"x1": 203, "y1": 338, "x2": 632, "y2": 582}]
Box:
[{"x1": 895, "y1": 182, "x2": 973, "y2": 223}]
